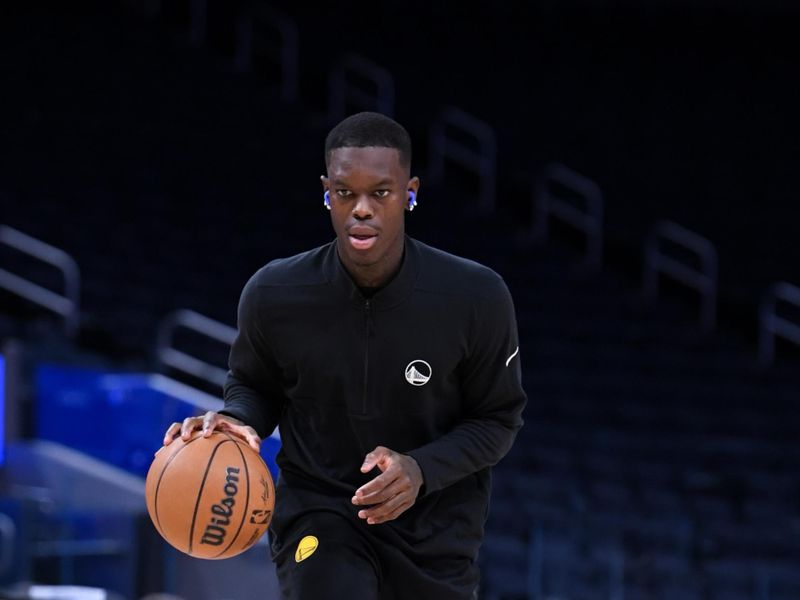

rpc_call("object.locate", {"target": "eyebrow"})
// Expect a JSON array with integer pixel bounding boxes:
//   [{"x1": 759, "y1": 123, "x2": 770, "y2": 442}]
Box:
[{"x1": 332, "y1": 178, "x2": 396, "y2": 187}]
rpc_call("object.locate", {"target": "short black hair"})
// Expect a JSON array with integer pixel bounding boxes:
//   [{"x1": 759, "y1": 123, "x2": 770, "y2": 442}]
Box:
[{"x1": 325, "y1": 112, "x2": 412, "y2": 170}]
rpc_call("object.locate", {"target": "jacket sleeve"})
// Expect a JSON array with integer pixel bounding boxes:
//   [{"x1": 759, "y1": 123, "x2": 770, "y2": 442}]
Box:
[
  {"x1": 220, "y1": 273, "x2": 286, "y2": 439},
  {"x1": 407, "y1": 276, "x2": 526, "y2": 495}
]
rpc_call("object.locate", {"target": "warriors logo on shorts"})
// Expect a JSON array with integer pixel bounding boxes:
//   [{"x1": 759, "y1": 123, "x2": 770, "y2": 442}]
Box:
[{"x1": 295, "y1": 535, "x2": 319, "y2": 563}]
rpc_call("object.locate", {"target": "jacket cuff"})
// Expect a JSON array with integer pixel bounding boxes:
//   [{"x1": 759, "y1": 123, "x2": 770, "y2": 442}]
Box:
[
  {"x1": 218, "y1": 406, "x2": 266, "y2": 439},
  {"x1": 405, "y1": 447, "x2": 440, "y2": 498}
]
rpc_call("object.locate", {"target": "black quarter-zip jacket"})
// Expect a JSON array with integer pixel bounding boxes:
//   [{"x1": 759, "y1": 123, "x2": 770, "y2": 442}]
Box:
[{"x1": 222, "y1": 236, "x2": 526, "y2": 592}]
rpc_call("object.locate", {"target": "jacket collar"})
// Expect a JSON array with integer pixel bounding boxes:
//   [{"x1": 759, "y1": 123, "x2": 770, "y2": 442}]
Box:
[{"x1": 325, "y1": 235, "x2": 420, "y2": 310}]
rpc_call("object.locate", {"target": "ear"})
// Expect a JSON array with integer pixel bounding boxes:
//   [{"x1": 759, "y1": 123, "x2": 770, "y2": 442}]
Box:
[
  {"x1": 406, "y1": 176, "x2": 420, "y2": 210},
  {"x1": 320, "y1": 175, "x2": 329, "y2": 191}
]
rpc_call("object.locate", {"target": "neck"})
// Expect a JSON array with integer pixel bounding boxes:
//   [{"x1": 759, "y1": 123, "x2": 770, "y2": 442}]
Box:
[{"x1": 338, "y1": 239, "x2": 405, "y2": 289}]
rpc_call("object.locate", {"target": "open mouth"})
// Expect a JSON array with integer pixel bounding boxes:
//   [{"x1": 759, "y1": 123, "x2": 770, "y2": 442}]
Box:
[{"x1": 348, "y1": 234, "x2": 377, "y2": 250}]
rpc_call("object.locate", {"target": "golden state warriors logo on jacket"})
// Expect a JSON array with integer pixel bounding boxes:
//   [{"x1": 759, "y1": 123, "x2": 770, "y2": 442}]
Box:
[{"x1": 405, "y1": 360, "x2": 432, "y2": 386}]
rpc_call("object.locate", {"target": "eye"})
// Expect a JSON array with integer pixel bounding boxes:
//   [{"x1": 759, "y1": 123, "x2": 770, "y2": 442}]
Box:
[
  {"x1": 374, "y1": 190, "x2": 390, "y2": 198},
  {"x1": 335, "y1": 189, "x2": 352, "y2": 198}
]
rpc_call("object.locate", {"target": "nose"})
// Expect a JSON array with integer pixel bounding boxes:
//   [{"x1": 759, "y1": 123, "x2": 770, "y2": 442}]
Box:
[{"x1": 353, "y1": 195, "x2": 374, "y2": 220}]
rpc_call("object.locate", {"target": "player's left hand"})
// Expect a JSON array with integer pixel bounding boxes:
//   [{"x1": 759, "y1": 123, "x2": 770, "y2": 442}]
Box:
[{"x1": 352, "y1": 446, "x2": 424, "y2": 525}]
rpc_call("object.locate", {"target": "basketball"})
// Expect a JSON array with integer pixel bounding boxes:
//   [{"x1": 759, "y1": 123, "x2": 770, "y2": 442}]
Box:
[{"x1": 145, "y1": 430, "x2": 275, "y2": 559}]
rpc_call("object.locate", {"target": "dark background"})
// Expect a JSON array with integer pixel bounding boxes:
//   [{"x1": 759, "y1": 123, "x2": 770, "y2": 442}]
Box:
[{"x1": 2, "y1": 0, "x2": 800, "y2": 357}]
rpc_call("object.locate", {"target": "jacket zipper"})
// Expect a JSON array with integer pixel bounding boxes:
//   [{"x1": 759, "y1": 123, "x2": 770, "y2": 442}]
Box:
[{"x1": 362, "y1": 300, "x2": 371, "y2": 414}]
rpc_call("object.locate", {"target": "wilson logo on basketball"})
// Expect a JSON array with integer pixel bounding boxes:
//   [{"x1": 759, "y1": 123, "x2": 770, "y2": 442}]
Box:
[{"x1": 200, "y1": 466, "x2": 240, "y2": 546}]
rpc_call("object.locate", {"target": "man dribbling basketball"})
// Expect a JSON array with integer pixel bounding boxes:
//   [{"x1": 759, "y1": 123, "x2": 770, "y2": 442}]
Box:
[{"x1": 163, "y1": 112, "x2": 527, "y2": 599}]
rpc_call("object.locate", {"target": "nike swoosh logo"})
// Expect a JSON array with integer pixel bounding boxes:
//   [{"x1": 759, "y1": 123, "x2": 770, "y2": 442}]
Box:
[{"x1": 505, "y1": 346, "x2": 519, "y2": 367}]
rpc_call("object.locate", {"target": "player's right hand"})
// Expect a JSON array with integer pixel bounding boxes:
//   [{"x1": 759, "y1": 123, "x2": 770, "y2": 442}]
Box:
[{"x1": 162, "y1": 411, "x2": 261, "y2": 453}]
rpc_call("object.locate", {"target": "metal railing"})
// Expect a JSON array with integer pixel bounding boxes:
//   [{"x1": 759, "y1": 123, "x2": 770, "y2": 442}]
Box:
[
  {"x1": 234, "y1": 3, "x2": 299, "y2": 103},
  {"x1": 758, "y1": 281, "x2": 800, "y2": 367},
  {"x1": 0, "y1": 225, "x2": 81, "y2": 337},
  {"x1": 643, "y1": 220, "x2": 718, "y2": 334},
  {"x1": 428, "y1": 106, "x2": 497, "y2": 214},
  {"x1": 328, "y1": 53, "x2": 395, "y2": 122},
  {"x1": 532, "y1": 162, "x2": 604, "y2": 267},
  {"x1": 156, "y1": 309, "x2": 237, "y2": 388},
  {"x1": 0, "y1": 512, "x2": 15, "y2": 577}
]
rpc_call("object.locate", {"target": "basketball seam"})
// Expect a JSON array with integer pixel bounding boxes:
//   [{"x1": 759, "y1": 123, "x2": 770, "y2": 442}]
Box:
[
  {"x1": 153, "y1": 435, "x2": 202, "y2": 539},
  {"x1": 188, "y1": 438, "x2": 230, "y2": 555}
]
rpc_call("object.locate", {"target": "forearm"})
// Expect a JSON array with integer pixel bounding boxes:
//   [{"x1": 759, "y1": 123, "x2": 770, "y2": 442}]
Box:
[{"x1": 221, "y1": 372, "x2": 281, "y2": 439}]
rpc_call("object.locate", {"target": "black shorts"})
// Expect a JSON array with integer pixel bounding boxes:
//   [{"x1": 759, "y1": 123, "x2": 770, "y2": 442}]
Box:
[{"x1": 273, "y1": 510, "x2": 478, "y2": 600}]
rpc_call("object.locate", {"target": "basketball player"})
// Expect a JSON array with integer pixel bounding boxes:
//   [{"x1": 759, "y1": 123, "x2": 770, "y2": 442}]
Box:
[{"x1": 163, "y1": 112, "x2": 527, "y2": 599}]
